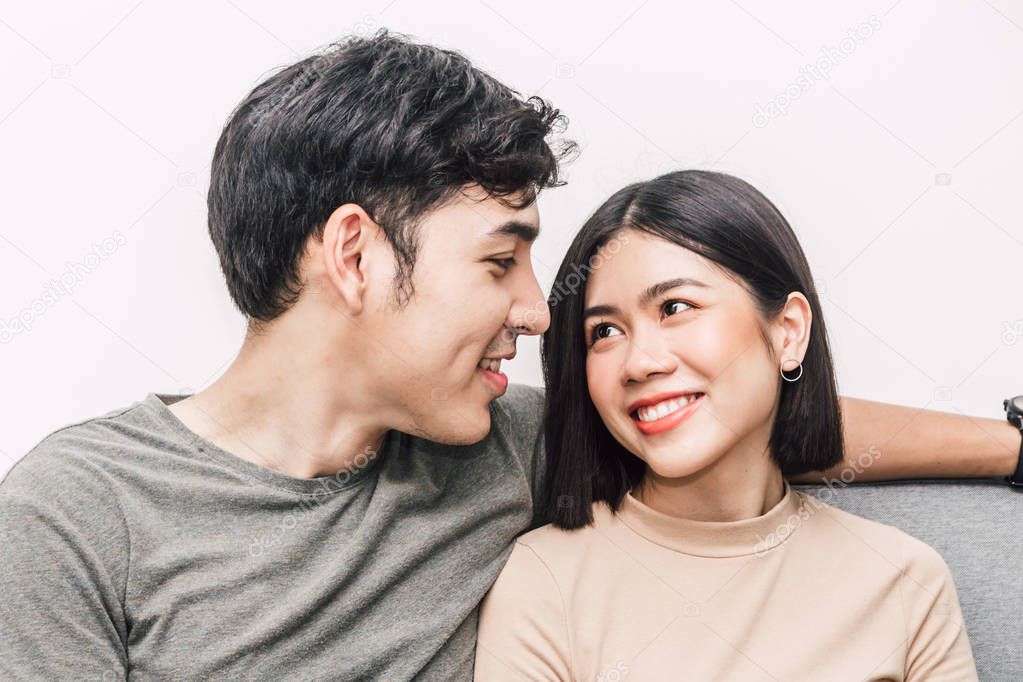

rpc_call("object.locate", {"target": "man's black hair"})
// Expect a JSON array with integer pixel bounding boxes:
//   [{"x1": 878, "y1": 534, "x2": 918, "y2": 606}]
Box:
[{"x1": 208, "y1": 29, "x2": 575, "y2": 322}]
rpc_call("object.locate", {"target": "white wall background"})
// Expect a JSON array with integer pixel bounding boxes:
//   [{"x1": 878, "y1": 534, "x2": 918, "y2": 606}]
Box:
[{"x1": 1, "y1": 0, "x2": 1021, "y2": 478}]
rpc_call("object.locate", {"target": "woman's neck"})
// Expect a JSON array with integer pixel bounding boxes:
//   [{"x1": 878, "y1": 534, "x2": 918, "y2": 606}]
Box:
[{"x1": 631, "y1": 437, "x2": 785, "y2": 523}]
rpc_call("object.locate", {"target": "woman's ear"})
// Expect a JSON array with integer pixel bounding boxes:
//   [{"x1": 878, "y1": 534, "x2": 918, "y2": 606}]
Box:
[
  {"x1": 774, "y1": 292, "x2": 813, "y2": 370},
  {"x1": 320, "y1": 203, "x2": 376, "y2": 315}
]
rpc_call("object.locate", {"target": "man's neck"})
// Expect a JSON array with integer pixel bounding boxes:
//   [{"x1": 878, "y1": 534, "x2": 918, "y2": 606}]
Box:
[{"x1": 168, "y1": 325, "x2": 390, "y2": 480}]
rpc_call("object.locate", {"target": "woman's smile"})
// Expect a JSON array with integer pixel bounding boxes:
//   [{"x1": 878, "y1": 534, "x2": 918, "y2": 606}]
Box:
[{"x1": 629, "y1": 392, "x2": 705, "y2": 435}]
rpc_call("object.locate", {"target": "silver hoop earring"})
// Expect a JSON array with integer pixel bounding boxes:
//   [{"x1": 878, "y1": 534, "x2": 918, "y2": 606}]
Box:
[{"x1": 780, "y1": 359, "x2": 803, "y2": 382}]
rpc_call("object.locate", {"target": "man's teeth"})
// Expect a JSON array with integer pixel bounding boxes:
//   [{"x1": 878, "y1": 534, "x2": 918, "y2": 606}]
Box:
[
  {"x1": 478, "y1": 358, "x2": 502, "y2": 372},
  {"x1": 635, "y1": 394, "x2": 701, "y2": 422}
]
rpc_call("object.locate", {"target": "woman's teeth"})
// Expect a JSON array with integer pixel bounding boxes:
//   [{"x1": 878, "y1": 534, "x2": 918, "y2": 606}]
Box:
[
  {"x1": 634, "y1": 394, "x2": 701, "y2": 422},
  {"x1": 478, "y1": 358, "x2": 502, "y2": 372}
]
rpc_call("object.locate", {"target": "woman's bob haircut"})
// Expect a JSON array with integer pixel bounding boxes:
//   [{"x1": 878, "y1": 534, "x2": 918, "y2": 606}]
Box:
[{"x1": 539, "y1": 170, "x2": 843, "y2": 530}]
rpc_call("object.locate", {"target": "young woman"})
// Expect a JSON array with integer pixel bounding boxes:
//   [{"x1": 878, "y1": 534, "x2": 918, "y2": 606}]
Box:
[{"x1": 473, "y1": 171, "x2": 977, "y2": 680}]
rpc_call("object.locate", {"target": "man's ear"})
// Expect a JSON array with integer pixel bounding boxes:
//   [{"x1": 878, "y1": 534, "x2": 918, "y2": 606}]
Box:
[{"x1": 321, "y1": 203, "x2": 375, "y2": 315}]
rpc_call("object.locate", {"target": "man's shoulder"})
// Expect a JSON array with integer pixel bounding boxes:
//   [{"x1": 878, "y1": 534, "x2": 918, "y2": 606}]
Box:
[
  {"x1": 1, "y1": 395, "x2": 155, "y2": 501},
  {"x1": 0, "y1": 399, "x2": 154, "y2": 568},
  {"x1": 488, "y1": 383, "x2": 545, "y2": 457},
  {"x1": 491, "y1": 382, "x2": 545, "y2": 426},
  {"x1": 487, "y1": 383, "x2": 547, "y2": 510}
]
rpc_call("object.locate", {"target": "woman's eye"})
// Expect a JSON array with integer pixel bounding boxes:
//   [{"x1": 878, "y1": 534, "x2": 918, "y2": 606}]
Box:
[
  {"x1": 588, "y1": 323, "x2": 621, "y2": 345},
  {"x1": 663, "y1": 300, "x2": 692, "y2": 316}
]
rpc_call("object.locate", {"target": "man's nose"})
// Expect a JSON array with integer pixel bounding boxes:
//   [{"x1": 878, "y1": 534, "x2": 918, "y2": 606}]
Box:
[
  {"x1": 510, "y1": 297, "x2": 551, "y2": 337},
  {"x1": 511, "y1": 267, "x2": 552, "y2": 336}
]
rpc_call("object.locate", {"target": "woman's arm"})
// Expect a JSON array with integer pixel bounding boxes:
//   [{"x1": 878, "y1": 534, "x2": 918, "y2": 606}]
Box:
[{"x1": 788, "y1": 396, "x2": 1021, "y2": 483}]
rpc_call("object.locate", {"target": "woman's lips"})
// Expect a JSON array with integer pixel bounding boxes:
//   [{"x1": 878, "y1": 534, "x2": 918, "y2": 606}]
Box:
[{"x1": 631, "y1": 394, "x2": 704, "y2": 435}]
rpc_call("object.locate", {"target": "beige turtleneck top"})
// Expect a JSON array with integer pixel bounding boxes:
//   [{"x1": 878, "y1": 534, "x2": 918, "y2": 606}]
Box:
[{"x1": 474, "y1": 480, "x2": 977, "y2": 681}]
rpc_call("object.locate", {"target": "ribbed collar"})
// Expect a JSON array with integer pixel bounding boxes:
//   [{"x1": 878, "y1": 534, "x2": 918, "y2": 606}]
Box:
[{"x1": 616, "y1": 479, "x2": 806, "y2": 558}]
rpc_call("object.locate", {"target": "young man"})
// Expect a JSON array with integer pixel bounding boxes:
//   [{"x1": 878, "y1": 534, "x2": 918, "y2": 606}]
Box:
[{"x1": 1, "y1": 30, "x2": 1019, "y2": 680}]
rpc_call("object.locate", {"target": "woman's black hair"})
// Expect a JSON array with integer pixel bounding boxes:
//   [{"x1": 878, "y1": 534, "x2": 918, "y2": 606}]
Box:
[{"x1": 539, "y1": 170, "x2": 843, "y2": 529}]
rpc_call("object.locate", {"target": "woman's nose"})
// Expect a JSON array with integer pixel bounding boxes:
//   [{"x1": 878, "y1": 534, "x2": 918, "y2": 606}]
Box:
[{"x1": 622, "y1": 334, "x2": 679, "y2": 384}]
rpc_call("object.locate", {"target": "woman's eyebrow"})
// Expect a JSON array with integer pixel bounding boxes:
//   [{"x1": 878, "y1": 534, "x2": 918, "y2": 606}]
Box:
[
  {"x1": 582, "y1": 277, "x2": 708, "y2": 322},
  {"x1": 582, "y1": 304, "x2": 619, "y2": 322},
  {"x1": 638, "y1": 277, "x2": 708, "y2": 305}
]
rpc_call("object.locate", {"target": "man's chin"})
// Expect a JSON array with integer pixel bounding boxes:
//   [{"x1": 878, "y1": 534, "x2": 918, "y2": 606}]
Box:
[
  {"x1": 453, "y1": 404, "x2": 493, "y2": 445},
  {"x1": 417, "y1": 401, "x2": 493, "y2": 446}
]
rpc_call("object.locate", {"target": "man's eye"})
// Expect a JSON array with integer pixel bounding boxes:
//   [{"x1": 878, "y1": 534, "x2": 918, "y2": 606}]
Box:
[{"x1": 488, "y1": 257, "x2": 517, "y2": 270}]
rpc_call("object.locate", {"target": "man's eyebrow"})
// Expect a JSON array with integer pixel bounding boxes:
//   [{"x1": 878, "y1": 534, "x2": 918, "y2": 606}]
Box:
[
  {"x1": 582, "y1": 277, "x2": 708, "y2": 322},
  {"x1": 481, "y1": 220, "x2": 540, "y2": 244}
]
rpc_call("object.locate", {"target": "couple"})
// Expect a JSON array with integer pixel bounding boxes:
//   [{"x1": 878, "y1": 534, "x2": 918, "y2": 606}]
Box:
[{"x1": 0, "y1": 29, "x2": 1016, "y2": 680}]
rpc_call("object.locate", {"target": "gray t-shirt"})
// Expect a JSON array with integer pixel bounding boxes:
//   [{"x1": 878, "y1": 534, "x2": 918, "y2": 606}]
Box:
[{"x1": 0, "y1": 383, "x2": 547, "y2": 680}]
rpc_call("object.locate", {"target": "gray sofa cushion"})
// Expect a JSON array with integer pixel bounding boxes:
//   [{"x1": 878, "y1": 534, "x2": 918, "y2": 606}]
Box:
[{"x1": 792, "y1": 479, "x2": 1022, "y2": 681}]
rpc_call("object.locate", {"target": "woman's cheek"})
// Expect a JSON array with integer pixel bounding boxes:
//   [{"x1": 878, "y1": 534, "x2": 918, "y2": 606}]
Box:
[
  {"x1": 682, "y1": 323, "x2": 740, "y2": 377},
  {"x1": 587, "y1": 357, "x2": 618, "y2": 420}
]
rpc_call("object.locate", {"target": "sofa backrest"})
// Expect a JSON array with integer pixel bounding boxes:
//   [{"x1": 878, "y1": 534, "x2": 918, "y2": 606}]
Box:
[{"x1": 792, "y1": 479, "x2": 1022, "y2": 681}]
